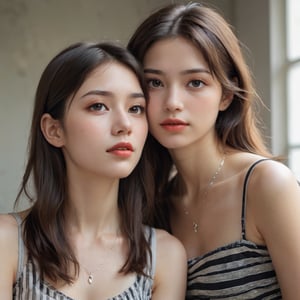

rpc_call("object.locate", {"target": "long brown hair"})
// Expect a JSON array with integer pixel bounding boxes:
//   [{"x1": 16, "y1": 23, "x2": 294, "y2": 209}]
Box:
[
  {"x1": 128, "y1": 2, "x2": 274, "y2": 230},
  {"x1": 15, "y1": 42, "x2": 153, "y2": 283}
]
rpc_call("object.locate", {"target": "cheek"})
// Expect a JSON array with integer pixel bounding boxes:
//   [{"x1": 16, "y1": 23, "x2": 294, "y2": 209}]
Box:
[
  {"x1": 132, "y1": 121, "x2": 148, "y2": 158},
  {"x1": 147, "y1": 98, "x2": 160, "y2": 120},
  {"x1": 64, "y1": 116, "x2": 106, "y2": 145},
  {"x1": 138, "y1": 120, "x2": 148, "y2": 142},
  {"x1": 69, "y1": 121, "x2": 93, "y2": 137}
]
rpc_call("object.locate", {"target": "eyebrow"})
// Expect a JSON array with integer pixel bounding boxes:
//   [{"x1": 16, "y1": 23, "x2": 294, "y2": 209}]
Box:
[
  {"x1": 144, "y1": 69, "x2": 163, "y2": 75},
  {"x1": 144, "y1": 68, "x2": 211, "y2": 75},
  {"x1": 80, "y1": 90, "x2": 145, "y2": 99},
  {"x1": 181, "y1": 68, "x2": 211, "y2": 75},
  {"x1": 81, "y1": 90, "x2": 111, "y2": 98}
]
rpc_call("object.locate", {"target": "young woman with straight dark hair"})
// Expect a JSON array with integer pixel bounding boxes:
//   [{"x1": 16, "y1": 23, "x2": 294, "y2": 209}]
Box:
[{"x1": 0, "y1": 42, "x2": 187, "y2": 299}]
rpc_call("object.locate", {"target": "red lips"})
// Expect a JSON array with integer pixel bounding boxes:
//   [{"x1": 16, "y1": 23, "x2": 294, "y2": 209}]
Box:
[
  {"x1": 107, "y1": 142, "x2": 133, "y2": 158},
  {"x1": 160, "y1": 118, "x2": 188, "y2": 132}
]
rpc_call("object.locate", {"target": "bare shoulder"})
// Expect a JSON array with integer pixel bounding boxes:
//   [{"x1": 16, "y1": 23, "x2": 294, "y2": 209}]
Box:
[
  {"x1": 155, "y1": 228, "x2": 186, "y2": 259},
  {"x1": 152, "y1": 228, "x2": 187, "y2": 299},
  {"x1": 0, "y1": 213, "x2": 19, "y2": 243},
  {"x1": 247, "y1": 159, "x2": 299, "y2": 196},
  {"x1": 0, "y1": 213, "x2": 19, "y2": 287},
  {"x1": 154, "y1": 228, "x2": 187, "y2": 272},
  {"x1": 0, "y1": 213, "x2": 19, "y2": 258},
  {"x1": 0, "y1": 210, "x2": 29, "y2": 249},
  {"x1": 228, "y1": 151, "x2": 298, "y2": 193},
  {"x1": 246, "y1": 159, "x2": 300, "y2": 241}
]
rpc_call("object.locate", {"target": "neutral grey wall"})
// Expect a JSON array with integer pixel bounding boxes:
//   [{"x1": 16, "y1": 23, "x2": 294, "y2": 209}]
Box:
[
  {"x1": 233, "y1": 0, "x2": 272, "y2": 145},
  {"x1": 0, "y1": 0, "x2": 271, "y2": 213}
]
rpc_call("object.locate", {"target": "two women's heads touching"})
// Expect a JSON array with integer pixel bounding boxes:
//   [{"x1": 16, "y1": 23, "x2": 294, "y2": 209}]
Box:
[{"x1": 128, "y1": 2, "x2": 269, "y2": 157}]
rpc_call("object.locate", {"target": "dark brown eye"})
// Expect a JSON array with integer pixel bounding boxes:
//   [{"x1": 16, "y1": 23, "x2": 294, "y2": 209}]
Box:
[
  {"x1": 129, "y1": 105, "x2": 145, "y2": 114},
  {"x1": 147, "y1": 79, "x2": 163, "y2": 88},
  {"x1": 188, "y1": 80, "x2": 204, "y2": 88},
  {"x1": 89, "y1": 103, "x2": 107, "y2": 111}
]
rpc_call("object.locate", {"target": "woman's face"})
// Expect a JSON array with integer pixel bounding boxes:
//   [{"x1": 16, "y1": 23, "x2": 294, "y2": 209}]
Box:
[
  {"x1": 143, "y1": 37, "x2": 231, "y2": 150},
  {"x1": 47, "y1": 62, "x2": 148, "y2": 180}
]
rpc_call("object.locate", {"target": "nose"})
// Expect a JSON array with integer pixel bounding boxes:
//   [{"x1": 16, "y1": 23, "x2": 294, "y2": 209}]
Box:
[
  {"x1": 111, "y1": 111, "x2": 132, "y2": 136},
  {"x1": 165, "y1": 86, "x2": 184, "y2": 113}
]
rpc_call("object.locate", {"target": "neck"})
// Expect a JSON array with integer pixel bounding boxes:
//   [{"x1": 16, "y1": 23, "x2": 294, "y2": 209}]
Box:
[
  {"x1": 65, "y1": 177, "x2": 121, "y2": 238},
  {"x1": 170, "y1": 142, "x2": 226, "y2": 197}
]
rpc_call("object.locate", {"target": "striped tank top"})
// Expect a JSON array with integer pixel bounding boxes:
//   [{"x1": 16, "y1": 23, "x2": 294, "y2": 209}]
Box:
[
  {"x1": 186, "y1": 159, "x2": 282, "y2": 299},
  {"x1": 12, "y1": 214, "x2": 156, "y2": 300}
]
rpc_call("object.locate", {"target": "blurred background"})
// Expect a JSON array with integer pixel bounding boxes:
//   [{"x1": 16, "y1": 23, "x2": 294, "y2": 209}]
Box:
[{"x1": 0, "y1": 0, "x2": 299, "y2": 212}]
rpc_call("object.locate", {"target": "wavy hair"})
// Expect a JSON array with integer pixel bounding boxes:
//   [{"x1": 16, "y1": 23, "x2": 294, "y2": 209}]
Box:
[{"x1": 128, "y1": 2, "x2": 274, "y2": 230}]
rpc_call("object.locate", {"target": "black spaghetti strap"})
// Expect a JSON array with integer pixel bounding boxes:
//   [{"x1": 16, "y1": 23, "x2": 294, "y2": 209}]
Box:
[{"x1": 241, "y1": 159, "x2": 270, "y2": 239}]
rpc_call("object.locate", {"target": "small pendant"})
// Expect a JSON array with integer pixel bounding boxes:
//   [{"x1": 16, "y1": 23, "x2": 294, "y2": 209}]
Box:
[
  {"x1": 88, "y1": 273, "x2": 93, "y2": 285},
  {"x1": 193, "y1": 222, "x2": 199, "y2": 233}
]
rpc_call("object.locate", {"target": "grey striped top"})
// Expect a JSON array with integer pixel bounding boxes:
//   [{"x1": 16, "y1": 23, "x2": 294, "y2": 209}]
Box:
[
  {"x1": 186, "y1": 159, "x2": 282, "y2": 299},
  {"x1": 12, "y1": 213, "x2": 156, "y2": 300}
]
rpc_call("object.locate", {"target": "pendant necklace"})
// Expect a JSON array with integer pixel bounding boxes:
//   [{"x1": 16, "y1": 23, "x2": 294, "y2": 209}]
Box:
[
  {"x1": 79, "y1": 233, "x2": 119, "y2": 285},
  {"x1": 87, "y1": 273, "x2": 93, "y2": 285},
  {"x1": 81, "y1": 265, "x2": 104, "y2": 285},
  {"x1": 183, "y1": 154, "x2": 226, "y2": 233}
]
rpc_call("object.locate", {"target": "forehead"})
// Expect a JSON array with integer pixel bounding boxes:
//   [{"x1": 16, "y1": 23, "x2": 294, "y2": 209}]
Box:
[
  {"x1": 76, "y1": 62, "x2": 142, "y2": 95},
  {"x1": 143, "y1": 37, "x2": 208, "y2": 70}
]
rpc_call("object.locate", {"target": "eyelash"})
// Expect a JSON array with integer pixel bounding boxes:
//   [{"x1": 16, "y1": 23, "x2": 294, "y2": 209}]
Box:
[
  {"x1": 147, "y1": 79, "x2": 163, "y2": 88},
  {"x1": 187, "y1": 80, "x2": 205, "y2": 88},
  {"x1": 89, "y1": 103, "x2": 107, "y2": 111},
  {"x1": 129, "y1": 105, "x2": 145, "y2": 114},
  {"x1": 88, "y1": 103, "x2": 145, "y2": 114},
  {"x1": 147, "y1": 78, "x2": 206, "y2": 89}
]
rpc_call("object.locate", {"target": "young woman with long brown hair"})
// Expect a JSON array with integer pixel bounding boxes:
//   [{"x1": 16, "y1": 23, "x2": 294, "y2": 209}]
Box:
[
  {"x1": 128, "y1": 2, "x2": 300, "y2": 298},
  {"x1": 0, "y1": 42, "x2": 186, "y2": 299}
]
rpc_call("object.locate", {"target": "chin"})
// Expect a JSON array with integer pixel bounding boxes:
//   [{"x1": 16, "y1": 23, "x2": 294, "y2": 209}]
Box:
[
  {"x1": 119, "y1": 172, "x2": 134, "y2": 179},
  {"x1": 159, "y1": 140, "x2": 185, "y2": 149},
  {"x1": 116, "y1": 167, "x2": 136, "y2": 179}
]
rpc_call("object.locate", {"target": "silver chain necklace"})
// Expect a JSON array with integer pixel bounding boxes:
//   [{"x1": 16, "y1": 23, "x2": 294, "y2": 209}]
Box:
[
  {"x1": 81, "y1": 264, "x2": 104, "y2": 284},
  {"x1": 183, "y1": 154, "x2": 226, "y2": 233},
  {"x1": 79, "y1": 234, "x2": 119, "y2": 285}
]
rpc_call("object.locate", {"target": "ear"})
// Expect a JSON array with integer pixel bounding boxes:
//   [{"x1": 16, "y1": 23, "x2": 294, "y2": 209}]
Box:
[
  {"x1": 219, "y1": 78, "x2": 237, "y2": 111},
  {"x1": 40, "y1": 113, "x2": 65, "y2": 148},
  {"x1": 219, "y1": 92, "x2": 234, "y2": 111}
]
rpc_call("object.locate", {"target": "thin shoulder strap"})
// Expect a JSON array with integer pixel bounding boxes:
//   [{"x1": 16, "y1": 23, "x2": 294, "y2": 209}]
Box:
[
  {"x1": 241, "y1": 159, "x2": 270, "y2": 239},
  {"x1": 9, "y1": 212, "x2": 25, "y2": 279},
  {"x1": 145, "y1": 226, "x2": 157, "y2": 278}
]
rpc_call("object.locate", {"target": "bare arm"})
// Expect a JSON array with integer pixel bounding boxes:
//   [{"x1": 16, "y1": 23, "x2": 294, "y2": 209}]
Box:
[
  {"x1": 0, "y1": 214, "x2": 18, "y2": 298},
  {"x1": 250, "y1": 161, "x2": 300, "y2": 299},
  {"x1": 152, "y1": 229, "x2": 187, "y2": 300}
]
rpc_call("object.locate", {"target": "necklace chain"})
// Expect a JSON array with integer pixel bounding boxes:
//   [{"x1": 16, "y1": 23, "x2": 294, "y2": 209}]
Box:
[
  {"x1": 79, "y1": 234, "x2": 119, "y2": 285},
  {"x1": 81, "y1": 264, "x2": 104, "y2": 284},
  {"x1": 183, "y1": 154, "x2": 226, "y2": 233}
]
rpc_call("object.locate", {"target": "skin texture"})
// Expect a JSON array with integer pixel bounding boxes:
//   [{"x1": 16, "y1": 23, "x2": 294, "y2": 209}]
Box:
[
  {"x1": 0, "y1": 61, "x2": 187, "y2": 300},
  {"x1": 143, "y1": 36, "x2": 300, "y2": 299}
]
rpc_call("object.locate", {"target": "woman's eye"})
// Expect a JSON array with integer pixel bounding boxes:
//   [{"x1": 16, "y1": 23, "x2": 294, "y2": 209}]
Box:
[
  {"x1": 147, "y1": 79, "x2": 163, "y2": 88},
  {"x1": 129, "y1": 105, "x2": 145, "y2": 114},
  {"x1": 89, "y1": 103, "x2": 107, "y2": 111},
  {"x1": 188, "y1": 80, "x2": 204, "y2": 88}
]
